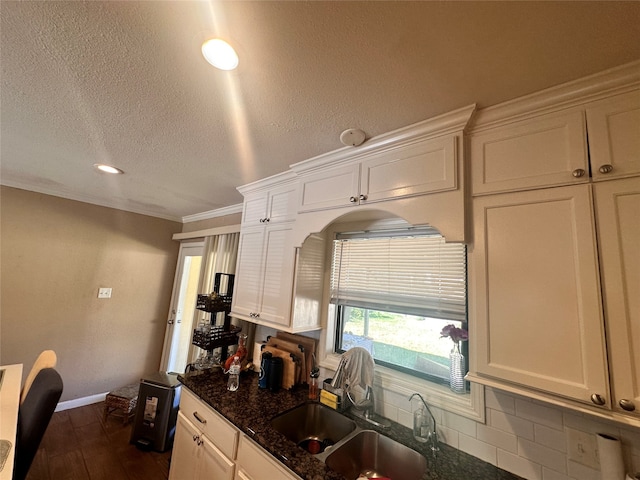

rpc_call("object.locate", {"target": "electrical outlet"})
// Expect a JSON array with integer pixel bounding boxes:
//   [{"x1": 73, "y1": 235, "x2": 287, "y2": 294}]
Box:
[
  {"x1": 567, "y1": 427, "x2": 599, "y2": 469},
  {"x1": 98, "y1": 287, "x2": 112, "y2": 299}
]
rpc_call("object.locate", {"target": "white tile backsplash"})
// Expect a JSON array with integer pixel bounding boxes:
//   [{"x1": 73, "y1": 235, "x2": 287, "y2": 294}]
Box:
[{"x1": 375, "y1": 382, "x2": 640, "y2": 480}]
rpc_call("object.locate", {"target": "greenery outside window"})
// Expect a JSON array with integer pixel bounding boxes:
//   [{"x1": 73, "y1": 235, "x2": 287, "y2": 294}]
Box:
[{"x1": 330, "y1": 227, "x2": 468, "y2": 387}]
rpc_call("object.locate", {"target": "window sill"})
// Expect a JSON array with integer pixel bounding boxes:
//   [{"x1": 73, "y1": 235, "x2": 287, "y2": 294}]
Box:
[{"x1": 320, "y1": 352, "x2": 485, "y2": 423}]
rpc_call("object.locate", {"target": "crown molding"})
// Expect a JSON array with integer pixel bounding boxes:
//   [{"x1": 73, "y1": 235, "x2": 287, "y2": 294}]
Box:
[
  {"x1": 1, "y1": 181, "x2": 183, "y2": 222},
  {"x1": 470, "y1": 60, "x2": 640, "y2": 132},
  {"x1": 182, "y1": 203, "x2": 243, "y2": 223},
  {"x1": 290, "y1": 104, "x2": 477, "y2": 175}
]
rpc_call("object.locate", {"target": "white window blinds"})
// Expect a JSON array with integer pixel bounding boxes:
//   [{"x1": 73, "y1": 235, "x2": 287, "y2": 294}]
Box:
[{"x1": 330, "y1": 229, "x2": 467, "y2": 321}]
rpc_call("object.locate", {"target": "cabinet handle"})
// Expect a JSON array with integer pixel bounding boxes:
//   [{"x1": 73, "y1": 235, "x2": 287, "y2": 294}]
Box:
[
  {"x1": 264, "y1": 217, "x2": 270, "y2": 223},
  {"x1": 359, "y1": 194, "x2": 368, "y2": 201},
  {"x1": 590, "y1": 393, "x2": 606, "y2": 406},
  {"x1": 598, "y1": 164, "x2": 614, "y2": 174},
  {"x1": 192, "y1": 411, "x2": 207, "y2": 424},
  {"x1": 619, "y1": 399, "x2": 636, "y2": 411},
  {"x1": 349, "y1": 196, "x2": 358, "y2": 203},
  {"x1": 572, "y1": 168, "x2": 586, "y2": 178}
]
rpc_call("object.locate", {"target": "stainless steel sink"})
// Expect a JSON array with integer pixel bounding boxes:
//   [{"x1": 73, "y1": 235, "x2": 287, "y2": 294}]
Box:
[
  {"x1": 325, "y1": 430, "x2": 427, "y2": 480},
  {"x1": 271, "y1": 403, "x2": 357, "y2": 455}
]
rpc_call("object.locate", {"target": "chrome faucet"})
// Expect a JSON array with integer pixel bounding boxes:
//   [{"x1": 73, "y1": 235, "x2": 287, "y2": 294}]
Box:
[
  {"x1": 347, "y1": 386, "x2": 390, "y2": 429},
  {"x1": 409, "y1": 393, "x2": 439, "y2": 453}
]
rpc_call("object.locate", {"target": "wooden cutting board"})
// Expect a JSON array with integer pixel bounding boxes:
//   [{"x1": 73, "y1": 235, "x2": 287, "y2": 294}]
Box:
[
  {"x1": 261, "y1": 345, "x2": 296, "y2": 389},
  {"x1": 276, "y1": 332, "x2": 317, "y2": 381},
  {"x1": 267, "y1": 336, "x2": 305, "y2": 384}
]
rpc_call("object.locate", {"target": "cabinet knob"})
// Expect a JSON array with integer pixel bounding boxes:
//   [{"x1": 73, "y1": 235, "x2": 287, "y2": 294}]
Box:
[
  {"x1": 572, "y1": 168, "x2": 586, "y2": 178},
  {"x1": 590, "y1": 393, "x2": 606, "y2": 406},
  {"x1": 259, "y1": 218, "x2": 264, "y2": 223},
  {"x1": 359, "y1": 194, "x2": 368, "y2": 201},
  {"x1": 598, "y1": 164, "x2": 614, "y2": 174},
  {"x1": 264, "y1": 217, "x2": 270, "y2": 223},
  {"x1": 619, "y1": 399, "x2": 636, "y2": 411},
  {"x1": 349, "y1": 196, "x2": 358, "y2": 203}
]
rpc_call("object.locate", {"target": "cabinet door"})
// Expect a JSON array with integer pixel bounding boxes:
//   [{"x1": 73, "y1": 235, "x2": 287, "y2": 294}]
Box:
[
  {"x1": 199, "y1": 434, "x2": 235, "y2": 480},
  {"x1": 470, "y1": 110, "x2": 588, "y2": 195},
  {"x1": 472, "y1": 185, "x2": 609, "y2": 405},
  {"x1": 169, "y1": 412, "x2": 200, "y2": 480},
  {"x1": 242, "y1": 191, "x2": 268, "y2": 225},
  {"x1": 232, "y1": 227, "x2": 265, "y2": 318},
  {"x1": 361, "y1": 135, "x2": 457, "y2": 202},
  {"x1": 587, "y1": 90, "x2": 640, "y2": 181},
  {"x1": 258, "y1": 223, "x2": 295, "y2": 327},
  {"x1": 298, "y1": 163, "x2": 360, "y2": 212},
  {"x1": 266, "y1": 183, "x2": 298, "y2": 223},
  {"x1": 594, "y1": 177, "x2": 640, "y2": 416}
]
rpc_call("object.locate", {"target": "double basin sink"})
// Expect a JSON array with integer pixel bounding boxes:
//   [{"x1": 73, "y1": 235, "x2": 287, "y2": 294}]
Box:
[{"x1": 271, "y1": 402, "x2": 427, "y2": 480}]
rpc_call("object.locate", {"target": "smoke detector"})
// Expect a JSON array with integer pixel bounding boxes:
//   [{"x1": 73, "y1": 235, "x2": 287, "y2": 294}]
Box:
[{"x1": 340, "y1": 129, "x2": 366, "y2": 147}]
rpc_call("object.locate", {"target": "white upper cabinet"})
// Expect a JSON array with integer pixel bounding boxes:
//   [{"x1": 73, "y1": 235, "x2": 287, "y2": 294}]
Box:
[
  {"x1": 593, "y1": 176, "x2": 640, "y2": 417},
  {"x1": 232, "y1": 174, "x2": 325, "y2": 332},
  {"x1": 471, "y1": 86, "x2": 640, "y2": 195},
  {"x1": 297, "y1": 135, "x2": 458, "y2": 212},
  {"x1": 470, "y1": 109, "x2": 588, "y2": 194},
  {"x1": 470, "y1": 185, "x2": 609, "y2": 406},
  {"x1": 586, "y1": 90, "x2": 640, "y2": 182},
  {"x1": 241, "y1": 181, "x2": 298, "y2": 225}
]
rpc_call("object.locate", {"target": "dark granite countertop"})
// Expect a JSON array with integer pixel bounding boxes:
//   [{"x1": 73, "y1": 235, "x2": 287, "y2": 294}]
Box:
[{"x1": 178, "y1": 369, "x2": 523, "y2": 480}]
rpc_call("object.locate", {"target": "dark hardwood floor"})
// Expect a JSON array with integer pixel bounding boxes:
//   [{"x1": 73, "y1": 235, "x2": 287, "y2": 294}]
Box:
[{"x1": 26, "y1": 402, "x2": 172, "y2": 480}]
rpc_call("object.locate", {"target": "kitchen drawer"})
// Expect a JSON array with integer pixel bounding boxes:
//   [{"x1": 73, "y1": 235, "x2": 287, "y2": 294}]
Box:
[{"x1": 180, "y1": 388, "x2": 238, "y2": 460}]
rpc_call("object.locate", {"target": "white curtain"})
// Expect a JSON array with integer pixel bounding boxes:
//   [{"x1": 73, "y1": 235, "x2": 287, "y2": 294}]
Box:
[
  {"x1": 198, "y1": 232, "x2": 240, "y2": 296},
  {"x1": 189, "y1": 232, "x2": 240, "y2": 362}
]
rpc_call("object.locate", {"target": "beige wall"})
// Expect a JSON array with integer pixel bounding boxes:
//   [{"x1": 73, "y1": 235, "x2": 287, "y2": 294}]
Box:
[{"x1": 0, "y1": 186, "x2": 182, "y2": 402}]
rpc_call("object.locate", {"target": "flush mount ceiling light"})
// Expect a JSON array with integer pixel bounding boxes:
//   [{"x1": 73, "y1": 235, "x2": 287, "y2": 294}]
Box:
[
  {"x1": 94, "y1": 163, "x2": 124, "y2": 174},
  {"x1": 201, "y1": 38, "x2": 239, "y2": 70}
]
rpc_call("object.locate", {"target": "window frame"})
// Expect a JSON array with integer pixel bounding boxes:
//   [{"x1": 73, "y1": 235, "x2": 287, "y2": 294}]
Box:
[{"x1": 317, "y1": 217, "x2": 485, "y2": 422}]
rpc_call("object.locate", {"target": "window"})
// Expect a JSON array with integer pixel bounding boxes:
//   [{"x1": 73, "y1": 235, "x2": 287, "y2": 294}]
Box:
[{"x1": 330, "y1": 227, "x2": 467, "y2": 386}]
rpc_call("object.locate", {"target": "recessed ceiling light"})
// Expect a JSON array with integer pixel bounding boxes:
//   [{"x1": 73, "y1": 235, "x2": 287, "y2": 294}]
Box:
[
  {"x1": 201, "y1": 38, "x2": 239, "y2": 70},
  {"x1": 94, "y1": 163, "x2": 124, "y2": 174}
]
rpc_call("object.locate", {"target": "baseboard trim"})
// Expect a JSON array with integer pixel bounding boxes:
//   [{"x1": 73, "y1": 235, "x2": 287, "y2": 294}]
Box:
[{"x1": 55, "y1": 392, "x2": 109, "y2": 412}]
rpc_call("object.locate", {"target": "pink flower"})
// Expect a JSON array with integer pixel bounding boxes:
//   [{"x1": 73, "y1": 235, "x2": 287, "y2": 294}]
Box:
[{"x1": 440, "y1": 324, "x2": 468, "y2": 343}]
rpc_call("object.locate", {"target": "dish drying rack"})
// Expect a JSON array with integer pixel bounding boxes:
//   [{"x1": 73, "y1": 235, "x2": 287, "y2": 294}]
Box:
[{"x1": 191, "y1": 273, "x2": 239, "y2": 366}]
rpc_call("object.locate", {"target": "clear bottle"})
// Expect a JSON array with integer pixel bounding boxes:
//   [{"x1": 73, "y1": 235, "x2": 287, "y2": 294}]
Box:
[{"x1": 227, "y1": 355, "x2": 241, "y2": 391}]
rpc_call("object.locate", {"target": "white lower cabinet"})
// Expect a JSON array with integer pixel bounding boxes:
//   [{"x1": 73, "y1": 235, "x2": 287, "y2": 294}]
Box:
[
  {"x1": 169, "y1": 389, "x2": 238, "y2": 480},
  {"x1": 170, "y1": 388, "x2": 302, "y2": 480},
  {"x1": 169, "y1": 412, "x2": 234, "y2": 480},
  {"x1": 235, "y1": 435, "x2": 301, "y2": 480}
]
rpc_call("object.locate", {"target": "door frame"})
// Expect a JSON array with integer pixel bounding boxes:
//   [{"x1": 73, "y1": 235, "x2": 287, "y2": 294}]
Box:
[{"x1": 159, "y1": 241, "x2": 204, "y2": 373}]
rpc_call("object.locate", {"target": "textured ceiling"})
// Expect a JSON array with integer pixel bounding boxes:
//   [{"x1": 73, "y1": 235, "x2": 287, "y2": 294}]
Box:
[{"x1": 2, "y1": 1, "x2": 639, "y2": 221}]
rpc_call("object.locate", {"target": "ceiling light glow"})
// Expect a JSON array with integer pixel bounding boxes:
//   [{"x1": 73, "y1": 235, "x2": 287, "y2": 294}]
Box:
[
  {"x1": 202, "y1": 38, "x2": 239, "y2": 70},
  {"x1": 94, "y1": 163, "x2": 124, "y2": 174}
]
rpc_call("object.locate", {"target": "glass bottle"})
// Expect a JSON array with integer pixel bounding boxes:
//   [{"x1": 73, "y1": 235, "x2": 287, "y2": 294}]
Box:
[
  {"x1": 449, "y1": 341, "x2": 466, "y2": 394},
  {"x1": 227, "y1": 356, "x2": 241, "y2": 391}
]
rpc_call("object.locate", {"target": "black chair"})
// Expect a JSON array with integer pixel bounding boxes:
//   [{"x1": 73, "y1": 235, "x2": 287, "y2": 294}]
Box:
[{"x1": 13, "y1": 367, "x2": 63, "y2": 480}]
